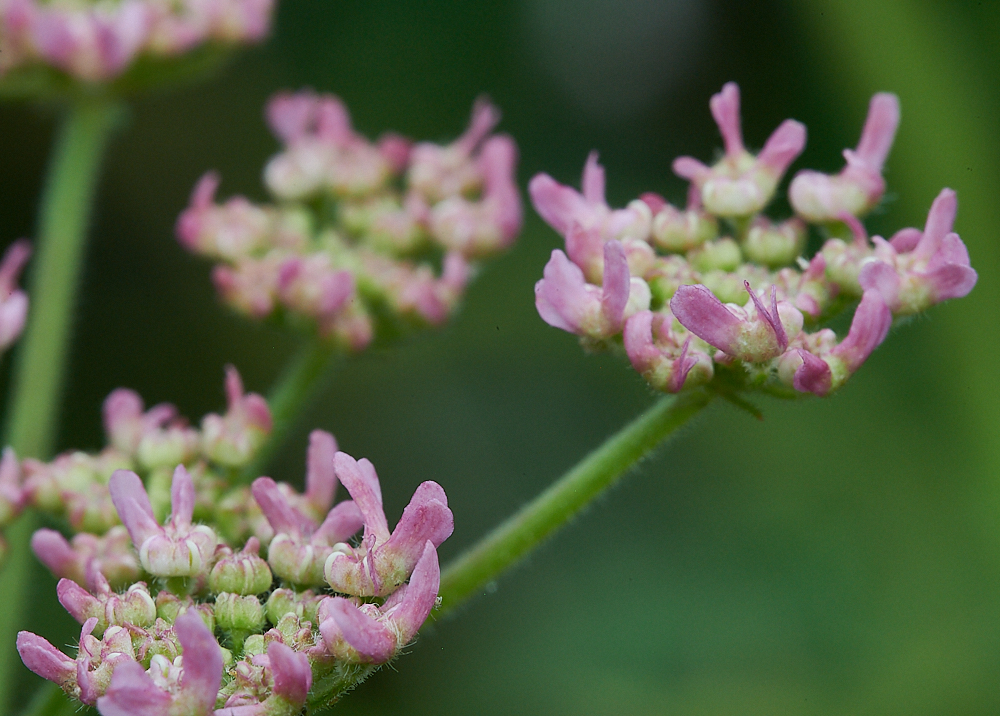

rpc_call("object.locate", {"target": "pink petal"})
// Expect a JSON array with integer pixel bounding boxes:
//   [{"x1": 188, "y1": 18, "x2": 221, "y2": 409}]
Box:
[
  {"x1": 456, "y1": 96, "x2": 501, "y2": 154},
  {"x1": 854, "y1": 93, "x2": 900, "y2": 171},
  {"x1": 912, "y1": 188, "x2": 957, "y2": 262},
  {"x1": 528, "y1": 173, "x2": 590, "y2": 235},
  {"x1": 757, "y1": 120, "x2": 807, "y2": 176},
  {"x1": 16, "y1": 632, "x2": 76, "y2": 686},
  {"x1": 333, "y1": 453, "x2": 390, "y2": 541},
  {"x1": 251, "y1": 477, "x2": 312, "y2": 537},
  {"x1": 858, "y1": 260, "x2": 901, "y2": 310},
  {"x1": 581, "y1": 151, "x2": 606, "y2": 205},
  {"x1": 0, "y1": 239, "x2": 32, "y2": 296},
  {"x1": 670, "y1": 285, "x2": 742, "y2": 354},
  {"x1": 793, "y1": 350, "x2": 833, "y2": 396},
  {"x1": 266, "y1": 641, "x2": 311, "y2": 704},
  {"x1": 97, "y1": 660, "x2": 170, "y2": 716},
  {"x1": 382, "y1": 482, "x2": 454, "y2": 571},
  {"x1": 312, "y1": 500, "x2": 365, "y2": 544},
  {"x1": 534, "y1": 249, "x2": 590, "y2": 334},
  {"x1": 388, "y1": 541, "x2": 440, "y2": 643},
  {"x1": 305, "y1": 430, "x2": 339, "y2": 513},
  {"x1": 109, "y1": 470, "x2": 161, "y2": 548},
  {"x1": 599, "y1": 240, "x2": 630, "y2": 330},
  {"x1": 709, "y1": 82, "x2": 744, "y2": 158},
  {"x1": 832, "y1": 289, "x2": 892, "y2": 372},
  {"x1": 328, "y1": 598, "x2": 396, "y2": 663},
  {"x1": 170, "y1": 464, "x2": 195, "y2": 527},
  {"x1": 175, "y1": 610, "x2": 223, "y2": 711}
]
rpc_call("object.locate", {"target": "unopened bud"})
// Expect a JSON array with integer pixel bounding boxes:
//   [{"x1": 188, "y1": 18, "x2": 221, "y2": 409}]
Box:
[
  {"x1": 214, "y1": 592, "x2": 266, "y2": 635},
  {"x1": 209, "y1": 538, "x2": 273, "y2": 595},
  {"x1": 742, "y1": 218, "x2": 805, "y2": 268},
  {"x1": 688, "y1": 238, "x2": 741, "y2": 272},
  {"x1": 651, "y1": 205, "x2": 718, "y2": 253}
]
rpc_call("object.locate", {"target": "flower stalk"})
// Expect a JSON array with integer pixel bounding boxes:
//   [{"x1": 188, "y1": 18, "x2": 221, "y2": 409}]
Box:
[
  {"x1": 437, "y1": 388, "x2": 714, "y2": 615},
  {"x1": 0, "y1": 97, "x2": 124, "y2": 714}
]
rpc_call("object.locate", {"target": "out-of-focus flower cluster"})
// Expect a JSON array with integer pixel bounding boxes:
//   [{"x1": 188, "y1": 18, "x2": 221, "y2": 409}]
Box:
[
  {"x1": 0, "y1": 0, "x2": 274, "y2": 90},
  {"x1": 178, "y1": 91, "x2": 522, "y2": 352},
  {"x1": 0, "y1": 239, "x2": 31, "y2": 357},
  {"x1": 532, "y1": 83, "x2": 977, "y2": 397},
  {"x1": 16, "y1": 374, "x2": 453, "y2": 713}
]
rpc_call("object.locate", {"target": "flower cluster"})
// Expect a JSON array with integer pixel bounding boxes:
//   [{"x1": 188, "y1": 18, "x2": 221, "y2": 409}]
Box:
[
  {"x1": 18, "y1": 400, "x2": 453, "y2": 712},
  {"x1": 177, "y1": 91, "x2": 522, "y2": 351},
  {"x1": 0, "y1": 0, "x2": 274, "y2": 88},
  {"x1": 532, "y1": 83, "x2": 976, "y2": 397}
]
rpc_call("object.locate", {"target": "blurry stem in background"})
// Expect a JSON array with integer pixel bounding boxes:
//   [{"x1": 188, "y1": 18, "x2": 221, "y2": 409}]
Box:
[
  {"x1": 0, "y1": 97, "x2": 124, "y2": 714},
  {"x1": 18, "y1": 682, "x2": 80, "y2": 716},
  {"x1": 437, "y1": 388, "x2": 713, "y2": 615},
  {"x1": 241, "y1": 341, "x2": 340, "y2": 482}
]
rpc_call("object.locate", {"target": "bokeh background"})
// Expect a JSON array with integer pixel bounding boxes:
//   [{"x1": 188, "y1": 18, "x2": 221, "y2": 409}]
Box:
[{"x1": 1, "y1": 1, "x2": 998, "y2": 714}]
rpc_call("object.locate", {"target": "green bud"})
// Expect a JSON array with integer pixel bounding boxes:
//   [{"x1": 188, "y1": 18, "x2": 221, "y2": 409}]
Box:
[
  {"x1": 209, "y1": 539, "x2": 273, "y2": 595},
  {"x1": 243, "y1": 634, "x2": 267, "y2": 657},
  {"x1": 742, "y1": 218, "x2": 805, "y2": 268},
  {"x1": 266, "y1": 588, "x2": 321, "y2": 626},
  {"x1": 688, "y1": 238, "x2": 741, "y2": 272},
  {"x1": 652, "y1": 206, "x2": 718, "y2": 253},
  {"x1": 214, "y1": 592, "x2": 266, "y2": 635}
]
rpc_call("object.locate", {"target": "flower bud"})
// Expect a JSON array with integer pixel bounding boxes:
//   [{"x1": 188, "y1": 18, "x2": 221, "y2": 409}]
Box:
[
  {"x1": 265, "y1": 588, "x2": 323, "y2": 627},
  {"x1": 214, "y1": 592, "x2": 266, "y2": 636},
  {"x1": 742, "y1": 218, "x2": 805, "y2": 268},
  {"x1": 687, "y1": 238, "x2": 741, "y2": 272},
  {"x1": 650, "y1": 203, "x2": 718, "y2": 253},
  {"x1": 209, "y1": 537, "x2": 273, "y2": 595}
]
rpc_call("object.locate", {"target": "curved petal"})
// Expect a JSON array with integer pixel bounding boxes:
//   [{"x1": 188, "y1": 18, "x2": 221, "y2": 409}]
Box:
[
  {"x1": 670, "y1": 285, "x2": 742, "y2": 354},
  {"x1": 96, "y1": 661, "x2": 170, "y2": 716},
  {"x1": 328, "y1": 598, "x2": 396, "y2": 663},
  {"x1": 109, "y1": 470, "x2": 160, "y2": 548},
  {"x1": 266, "y1": 641, "x2": 312, "y2": 704},
  {"x1": 175, "y1": 610, "x2": 223, "y2": 712}
]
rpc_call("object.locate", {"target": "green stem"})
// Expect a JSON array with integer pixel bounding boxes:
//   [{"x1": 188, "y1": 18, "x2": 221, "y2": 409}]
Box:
[
  {"x1": 241, "y1": 341, "x2": 340, "y2": 482},
  {"x1": 437, "y1": 388, "x2": 714, "y2": 615},
  {"x1": 0, "y1": 97, "x2": 124, "y2": 715}
]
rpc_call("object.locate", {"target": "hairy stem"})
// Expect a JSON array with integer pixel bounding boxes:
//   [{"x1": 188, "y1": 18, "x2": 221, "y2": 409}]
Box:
[
  {"x1": 0, "y1": 98, "x2": 124, "y2": 714},
  {"x1": 241, "y1": 341, "x2": 340, "y2": 482},
  {"x1": 437, "y1": 388, "x2": 713, "y2": 615}
]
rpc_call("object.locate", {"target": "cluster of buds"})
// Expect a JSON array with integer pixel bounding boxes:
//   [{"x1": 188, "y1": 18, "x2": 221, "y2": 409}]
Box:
[
  {"x1": 6, "y1": 365, "x2": 270, "y2": 576},
  {"x1": 19, "y1": 413, "x2": 453, "y2": 712},
  {"x1": 532, "y1": 83, "x2": 976, "y2": 397},
  {"x1": 177, "y1": 91, "x2": 522, "y2": 351},
  {"x1": 0, "y1": 0, "x2": 274, "y2": 89}
]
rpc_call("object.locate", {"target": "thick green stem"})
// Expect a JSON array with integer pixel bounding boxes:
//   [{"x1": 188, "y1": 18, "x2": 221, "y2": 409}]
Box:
[
  {"x1": 242, "y1": 341, "x2": 340, "y2": 482},
  {"x1": 0, "y1": 98, "x2": 123, "y2": 715},
  {"x1": 437, "y1": 388, "x2": 713, "y2": 615}
]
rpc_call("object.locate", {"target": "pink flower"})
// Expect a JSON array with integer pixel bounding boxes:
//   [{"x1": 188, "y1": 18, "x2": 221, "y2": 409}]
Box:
[
  {"x1": 858, "y1": 188, "x2": 977, "y2": 315},
  {"x1": 263, "y1": 90, "x2": 398, "y2": 200},
  {"x1": 31, "y1": 525, "x2": 140, "y2": 589},
  {"x1": 779, "y1": 289, "x2": 892, "y2": 396},
  {"x1": 16, "y1": 630, "x2": 78, "y2": 695},
  {"x1": 176, "y1": 172, "x2": 277, "y2": 260},
  {"x1": 790, "y1": 93, "x2": 900, "y2": 222},
  {"x1": 673, "y1": 82, "x2": 806, "y2": 217},
  {"x1": 109, "y1": 465, "x2": 218, "y2": 579},
  {"x1": 319, "y1": 540, "x2": 440, "y2": 664},
  {"x1": 529, "y1": 153, "x2": 652, "y2": 280},
  {"x1": 102, "y1": 388, "x2": 199, "y2": 469},
  {"x1": 216, "y1": 642, "x2": 313, "y2": 715},
  {"x1": 276, "y1": 253, "x2": 356, "y2": 323},
  {"x1": 200, "y1": 366, "x2": 272, "y2": 467},
  {"x1": 324, "y1": 452, "x2": 453, "y2": 597},
  {"x1": 0, "y1": 239, "x2": 30, "y2": 351},
  {"x1": 429, "y1": 134, "x2": 523, "y2": 258},
  {"x1": 96, "y1": 610, "x2": 223, "y2": 716},
  {"x1": 409, "y1": 97, "x2": 502, "y2": 202},
  {"x1": 535, "y1": 239, "x2": 651, "y2": 340},
  {"x1": 56, "y1": 568, "x2": 156, "y2": 637},
  {"x1": 670, "y1": 281, "x2": 804, "y2": 363},
  {"x1": 623, "y1": 311, "x2": 714, "y2": 393}
]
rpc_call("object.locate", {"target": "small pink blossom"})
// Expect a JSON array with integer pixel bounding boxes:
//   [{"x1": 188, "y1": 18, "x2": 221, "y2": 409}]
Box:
[
  {"x1": 535, "y1": 239, "x2": 651, "y2": 340},
  {"x1": 623, "y1": 311, "x2": 714, "y2": 393},
  {"x1": 31, "y1": 525, "x2": 140, "y2": 589},
  {"x1": 673, "y1": 82, "x2": 806, "y2": 217},
  {"x1": 200, "y1": 366, "x2": 272, "y2": 467},
  {"x1": 110, "y1": 465, "x2": 218, "y2": 579},
  {"x1": 319, "y1": 540, "x2": 440, "y2": 664},
  {"x1": 790, "y1": 93, "x2": 900, "y2": 222},
  {"x1": 670, "y1": 281, "x2": 804, "y2": 363},
  {"x1": 324, "y1": 452, "x2": 453, "y2": 597},
  {"x1": 779, "y1": 289, "x2": 892, "y2": 395},
  {"x1": 858, "y1": 188, "x2": 977, "y2": 315}
]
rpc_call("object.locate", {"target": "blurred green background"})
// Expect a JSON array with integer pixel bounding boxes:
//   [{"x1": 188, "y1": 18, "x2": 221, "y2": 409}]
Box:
[{"x1": 1, "y1": 1, "x2": 998, "y2": 714}]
